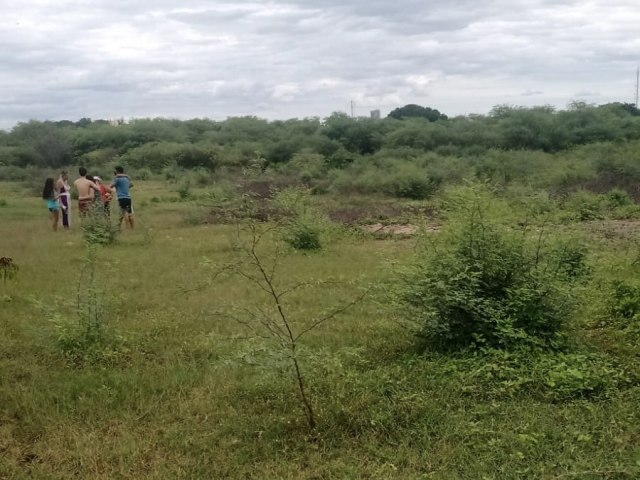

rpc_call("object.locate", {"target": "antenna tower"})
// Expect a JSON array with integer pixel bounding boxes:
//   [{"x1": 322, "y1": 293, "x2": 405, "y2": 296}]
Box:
[{"x1": 636, "y1": 67, "x2": 640, "y2": 109}]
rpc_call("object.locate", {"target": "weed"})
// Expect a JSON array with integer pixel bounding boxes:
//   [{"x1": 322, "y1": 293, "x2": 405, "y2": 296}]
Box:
[
  {"x1": 0, "y1": 256, "x2": 18, "y2": 287},
  {"x1": 81, "y1": 206, "x2": 119, "y2": 246}
]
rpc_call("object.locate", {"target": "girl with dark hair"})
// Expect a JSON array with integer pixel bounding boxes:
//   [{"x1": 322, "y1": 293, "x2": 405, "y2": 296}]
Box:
[{"x1": 42, "y1": 177, "x2": 60, "y2": 232}]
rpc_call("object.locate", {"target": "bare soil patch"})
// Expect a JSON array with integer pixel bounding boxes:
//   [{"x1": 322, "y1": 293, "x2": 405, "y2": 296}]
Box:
[{"x1": 361, "y1": 223, "x2": 440, "y2": 236}]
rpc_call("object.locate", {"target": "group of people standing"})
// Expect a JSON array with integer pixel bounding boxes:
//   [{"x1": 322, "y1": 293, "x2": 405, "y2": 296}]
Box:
[{"x1": 42, "y1": 166, "x2": 134, "y2": 232}]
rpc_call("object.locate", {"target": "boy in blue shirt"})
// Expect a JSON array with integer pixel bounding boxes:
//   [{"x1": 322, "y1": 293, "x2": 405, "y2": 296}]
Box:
[{"x1": 111, "y1": 166, "x2": 134, "y2": 229}]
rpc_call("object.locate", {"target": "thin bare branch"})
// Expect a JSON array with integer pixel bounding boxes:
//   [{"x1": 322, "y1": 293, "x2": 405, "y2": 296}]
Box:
[
  {"x1": 294, "y1": 289, "x2": 368, "y2": 342},
  {"x1": 181, "y1": 260, "x2": 243, "y2": 294}
]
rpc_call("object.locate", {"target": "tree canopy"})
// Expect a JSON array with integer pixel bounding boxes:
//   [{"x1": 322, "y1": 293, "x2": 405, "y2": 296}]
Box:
[{"x1": 2, "y1": 102, "x2": 640, "y2": 171}]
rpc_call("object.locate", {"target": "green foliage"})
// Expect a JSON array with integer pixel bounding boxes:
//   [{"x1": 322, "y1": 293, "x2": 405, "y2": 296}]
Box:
[
  {"x1": 273, "y1": 188, "x2": 331, "y2": 250},
  {"x1": 81, "y1": 209, "x2": 119, "y2": 245},
  {"x1": 387, "y1": 104, "x2": 448, "y2": 121},
  {"x1": 606, "y1": 188, "x2": 633, "y2": 207},
  {"x1": 50, "y1": 314, "x2": 127, "y2": 367},
  {"x1": 564, "y1": 190, "x2": 605, "y2": 221},
  {"x1": 442, "y1": 348, "x2": 634, "y2": 401},
  {"x1": 609, "y1": 280, "x2": 640, "y2": 321},
  {"x1": 136, "y1": 167, "x2": 153, "y2": 180},
  {"x1": 50, "y1": 247, "x2": 126, "y2": 366},
  {"x1": 331, "y1": 157, "x2": 442, "y2": 199},
  {"x1": 547, "y1": 241, "x2": 591, "y2": 281},
  {"x1": 0, "y1": 198, "x2": 7, "y2": 207},
  {"x1": 283, "y1": 220, "x2": 322, "y2": 250},
  {"x1": 3, "y1": 103, "x2": 640, "y2": 173},
  {"x1": 396, "y1": 188, "x2": 584, "y2": 351},
  {"x1": 383, "y1": 164, "x2": 441, "y2": 199},
  {"x1": 177, "y1": 181, "x2": 191, "y2": 200}
]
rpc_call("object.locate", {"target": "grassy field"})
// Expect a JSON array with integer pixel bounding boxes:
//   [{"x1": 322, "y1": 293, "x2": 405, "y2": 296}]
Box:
[{"x1": 1, "y1": 180, "x2": 640, "y2": 479}]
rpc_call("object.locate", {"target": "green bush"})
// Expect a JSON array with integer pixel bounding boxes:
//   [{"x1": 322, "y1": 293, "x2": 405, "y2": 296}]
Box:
[
  {"x1": 396, "y1": 190, "x2": 583, "y2": 351},
  {"x1": 609, "y1": 280, "x2": 640, "y2": 320},
  {"x1": 607, "y1": 188, "x2": 633, "y2": 207},
  {"x1": 611, "y1": 204, "x2": 640, "y2": 220},
  {"x1": 177, "y1": 181, "x2": 191, "y2": 200},
  {"x1": 82, "y1": 209, "x2": 119, "y2": 245},
  {"x1": 284, "y1": 221, "x2": 322, "y2": 250},
  {"x1": 547, "y1": 241, "x2": 591, "y2": 281},
  {"x1": 136, "y1": 167, "x2": 152, "y2": 180},
  {"x1": 273, "y1": 187, "x2": 335, "y2": 251},
  {"x1": 384, "y1": 170, "x2": 440, "y2": 199},
  {"x1": 564, "y1": 190, "x2": 604, "y2": 221}
]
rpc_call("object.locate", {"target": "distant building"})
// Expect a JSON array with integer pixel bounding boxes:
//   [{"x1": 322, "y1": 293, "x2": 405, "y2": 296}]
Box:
[
  {"x1": 109, "y1": 118, "x2": 126, "y2": 127},
  {"x1": 370, "y1": 109, "x2": 381, "y2": 120}
]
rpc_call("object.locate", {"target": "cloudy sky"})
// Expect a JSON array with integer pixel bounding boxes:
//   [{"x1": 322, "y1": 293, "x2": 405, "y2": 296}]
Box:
[{"x1": 1, "y1": 0, "x2": 639, "y2": 128}]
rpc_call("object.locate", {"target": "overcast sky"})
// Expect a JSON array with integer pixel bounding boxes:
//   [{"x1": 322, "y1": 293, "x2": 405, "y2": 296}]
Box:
[{"x1": 1, "y1": 0, "x2": 639, "y2": 129}]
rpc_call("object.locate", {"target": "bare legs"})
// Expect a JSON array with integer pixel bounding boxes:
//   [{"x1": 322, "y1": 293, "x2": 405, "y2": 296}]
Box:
[
  {"x1": 119, "y1": 212, "x2": 134, "y2": 229},
  {"x1": 51, "y1": 209, "x2": 59, "y2": 232}
]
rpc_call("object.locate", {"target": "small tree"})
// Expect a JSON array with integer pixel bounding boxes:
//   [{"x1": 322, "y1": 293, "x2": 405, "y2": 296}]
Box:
[{"x1": 207, "y1": 221, "x2": 364, "y2": 431}]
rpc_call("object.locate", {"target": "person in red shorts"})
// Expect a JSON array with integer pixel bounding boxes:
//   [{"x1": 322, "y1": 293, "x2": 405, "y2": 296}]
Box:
[{"x1": 73, "y1": 167, "x2": 100, "y2": 217}]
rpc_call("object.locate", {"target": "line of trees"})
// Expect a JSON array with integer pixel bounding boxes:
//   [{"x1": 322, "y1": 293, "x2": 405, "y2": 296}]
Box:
[{"x1": 1, "y1": 102, "x2": 639, "y2": 172}]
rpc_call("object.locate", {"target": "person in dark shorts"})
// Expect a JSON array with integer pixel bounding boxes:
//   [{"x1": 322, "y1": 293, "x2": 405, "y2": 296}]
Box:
[{"x1": 111, "y1": 166, "x2": 134, "y2": 229}]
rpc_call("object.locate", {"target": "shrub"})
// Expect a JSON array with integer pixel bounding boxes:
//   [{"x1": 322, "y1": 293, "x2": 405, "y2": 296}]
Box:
[
  {"x1": 384, "y1": 170, "x2": 440, "y2": 199},
  {"x1": 547, "y1": 241, "x2": 591, "y2": 281},
  {"x1": 50, "y1": 247, "x2": 127, "y2": 366},
  {"x1": 609, "y1": 280, "x2": 640, "y2": 320},
  {"x1": 82, "y1": 209, "x2": 118, "y2": 245},
  {"x1": 0, "y1": 199, "x2": 7, "y2": 207},
  {"x1": 607, "y1": 188, "x2": 633, "y2": 207},
  {"x1": 177, "y1": 181, "x2": 191, "y2": 200},
  {"x1": 611, "y1": 204, "x2": 640, "y2": 220},
  {"x1": 564, "y1": 190, "x2": 604, "y2": 221},
  {"x1": 273, "y1": 187, "x2": 336, "y2": 251},
  {"x1": 396, "y1": 190, "x2": 583, "y2": 351},
  {"x1": 284, "y1": 221, "x2": 322, "y2": 250},
  {"x1": 136, "y1": 167, "x2": 152, "y2": 180}
]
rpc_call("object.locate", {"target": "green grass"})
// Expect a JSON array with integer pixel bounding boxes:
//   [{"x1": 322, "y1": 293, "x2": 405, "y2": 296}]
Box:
[{"x1": 1, "y1": 181, "x2": 640, "y2": 479}]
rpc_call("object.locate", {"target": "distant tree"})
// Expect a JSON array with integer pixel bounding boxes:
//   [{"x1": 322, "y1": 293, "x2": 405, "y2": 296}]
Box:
[
  {"x1": 76, "y1": 118, "x2": 93, "y2": 127},
  {"x1": 388, "y1": 104, "x2": 448, "y2": 121},
  {"x1": 322, "y1": 113, "x2": 386, "y2": 155},
  {"x1": 54, "y1": 120, "x2": 75, "y2": 128},
  {"x1": 602, "y1": 102, "x2": 640, "y2": 117},
  {"x1": 9, "y1": 121, "x2": 72, "y2": 167}
]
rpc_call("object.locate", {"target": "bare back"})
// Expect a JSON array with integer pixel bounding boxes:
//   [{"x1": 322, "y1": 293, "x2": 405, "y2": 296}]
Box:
[{"x1": 74, "y1": 177, "x2": 98, "y2": 201}]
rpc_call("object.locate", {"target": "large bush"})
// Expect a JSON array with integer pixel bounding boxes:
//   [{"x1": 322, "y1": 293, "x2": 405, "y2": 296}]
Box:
[{"x1": 396, "y1": 190, "x2": 586, "y2": 351}]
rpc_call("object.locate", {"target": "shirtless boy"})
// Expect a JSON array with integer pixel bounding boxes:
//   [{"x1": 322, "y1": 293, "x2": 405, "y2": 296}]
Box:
[{"x1": 74, "y1": 167, "x2": 100, "y2": 216}]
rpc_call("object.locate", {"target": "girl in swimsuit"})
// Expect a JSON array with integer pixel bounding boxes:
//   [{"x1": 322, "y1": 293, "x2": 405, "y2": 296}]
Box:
[{"x1": 42, "y1": 178, "x2": 60, "y2": 232}]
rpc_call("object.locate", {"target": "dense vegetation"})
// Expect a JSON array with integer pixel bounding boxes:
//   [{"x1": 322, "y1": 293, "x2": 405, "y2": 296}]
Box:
[{"x1": 1, "y1": 101, "x2": 639, "y2": 170}]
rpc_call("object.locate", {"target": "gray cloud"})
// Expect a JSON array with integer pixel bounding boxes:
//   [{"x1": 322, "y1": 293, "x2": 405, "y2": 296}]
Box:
[{"x1": 1, "y1": 0, "x2": 639, "y2": 128}]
